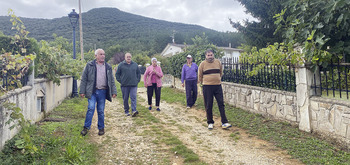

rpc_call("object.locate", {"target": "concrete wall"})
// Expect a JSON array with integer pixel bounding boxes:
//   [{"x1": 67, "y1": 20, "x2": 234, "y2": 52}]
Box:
[
  {"x1": 161, "y1": 70, "x2": 350, "y2": 146},
  {"x1": 0, "y1": 76, "x2": 76, "y2": 150}
]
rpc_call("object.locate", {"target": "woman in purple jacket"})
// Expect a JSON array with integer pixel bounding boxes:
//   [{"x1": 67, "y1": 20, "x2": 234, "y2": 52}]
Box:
[{"x1": 144, "y1": 57, "x2": 163, "y2": 111}]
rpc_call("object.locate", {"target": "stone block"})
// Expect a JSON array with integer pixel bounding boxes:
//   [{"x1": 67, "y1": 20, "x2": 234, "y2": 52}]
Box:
[
  {"x1": 286, "y1": 95, "x2": 294, "y2": 105},
  {"x1": 267, "y1": 103, "x2": 277, "y2": 116},
  {"x1": 281, "y1": 95, "x2": 286, "y2": 105},
  {"x1": 310, "y1": 101, "x2": 319, "y2": 112},
  {"x1": 320, "y1": 102, "x2": 332, "y2": 110}
]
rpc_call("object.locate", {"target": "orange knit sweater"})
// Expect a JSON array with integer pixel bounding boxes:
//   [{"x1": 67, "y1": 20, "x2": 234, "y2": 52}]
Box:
[{"x1": 198, "y1": 59, "x2": 222, "y2": 85}]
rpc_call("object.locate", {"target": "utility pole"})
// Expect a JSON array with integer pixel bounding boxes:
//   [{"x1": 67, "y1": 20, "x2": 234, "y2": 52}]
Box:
[{"x1": 79, "y1": 0, "x2": 84, "y2": 61}]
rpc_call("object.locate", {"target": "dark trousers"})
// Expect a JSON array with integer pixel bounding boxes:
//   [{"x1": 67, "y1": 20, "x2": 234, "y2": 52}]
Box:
[
  {"x1": 202, "y1": 85, "x2": 228, "y2": 124},
  {"x1": 147, "y1": 83, "x2": 161, "y2": 106},
  {"x1": 185, "y1": 80, "x2": 197, "y2": 107}
]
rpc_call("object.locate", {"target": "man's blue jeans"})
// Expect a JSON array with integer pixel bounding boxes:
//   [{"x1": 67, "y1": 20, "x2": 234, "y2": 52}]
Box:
[
  {"x1": 84, "y1": 89, "x2": 106, "y2": 130},
  {"x1": 121, "y1": 86, "x2": 137, "y2": 114}
]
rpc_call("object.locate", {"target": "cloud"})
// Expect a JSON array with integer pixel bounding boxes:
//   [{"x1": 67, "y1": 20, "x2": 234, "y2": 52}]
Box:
[{"x1": 0, "y1": 0, "x2": 253, "y2": 32}]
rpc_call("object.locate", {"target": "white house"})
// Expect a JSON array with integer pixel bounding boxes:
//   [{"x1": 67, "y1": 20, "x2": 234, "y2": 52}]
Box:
[
  {"x1": 160, "y1": 43, "x2": 188, "y2": 57},
  {"x1": 160, "y1": 43, "x2": 243, "y2": 59}
]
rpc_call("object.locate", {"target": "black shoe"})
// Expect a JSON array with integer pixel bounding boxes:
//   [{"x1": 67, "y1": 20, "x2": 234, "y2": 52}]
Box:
[
  {"x1": 156, "y1": 108, "x2": 160, "y2": 111},
  {"x1": 81, "y1": 127, "x2": 88, "y2": 136},
  {"x1": 98, "y1": 128, "x2": 105, "y2": 136},
  {"x1": 132, "y1": 111, "x2": 139, "y2": 117}
]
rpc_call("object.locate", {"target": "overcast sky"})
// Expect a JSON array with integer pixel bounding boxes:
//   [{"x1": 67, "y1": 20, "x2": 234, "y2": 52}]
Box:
[{"x1": 0, "y1": 0, "x2": 254, "y2": 32}]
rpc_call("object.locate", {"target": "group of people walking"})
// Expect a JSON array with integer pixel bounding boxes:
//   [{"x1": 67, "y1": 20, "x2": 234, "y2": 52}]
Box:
[{"x1": 79, "y1": 48, "x2": 231, "y2": 136}]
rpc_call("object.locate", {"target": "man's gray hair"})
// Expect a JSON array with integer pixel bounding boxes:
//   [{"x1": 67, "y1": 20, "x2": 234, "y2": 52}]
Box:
[{"x1": 95, "y1": 48, "x2": 103, "y2": 55}]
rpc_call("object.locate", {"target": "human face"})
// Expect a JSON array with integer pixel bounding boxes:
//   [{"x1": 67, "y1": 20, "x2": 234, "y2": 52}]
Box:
[
  {"x1": 125, "y1": 53, "x2": 132, "y2": 64},
  {"x1": 186, "y1": 57, "x2": 192, "y2": 64},
  {"x1": 95, "y1": 50, "x2": 105, "y2": 64},
  {"x1": 152, "y1": 60, "x2": 157, "y2": 67},
  {"x1": 205, "y1": 51, "x2": 214, "y2": 61}
]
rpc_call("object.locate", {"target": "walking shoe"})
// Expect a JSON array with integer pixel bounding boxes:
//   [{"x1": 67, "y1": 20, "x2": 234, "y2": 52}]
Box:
[
  {"x1": 125, "y1": 113, "x2": 130, "y2": 116},
  {"x1": 81, "y1": 127, "x2": 88, "y2": 136},
  {"x1": 149, "y1": 106, "x2": 152, "y2": 110},
  {"x1": 156, "y1": 108, "x2": 161, "y2": 111},
  {"x1": 222, "y1": 123, "x2": 232, "y2": 129},
  {"x1": 98, "y1": 128, "x2": 105, "y2": 136},
  {"x1": 208, "y1": 124, "x2": 214, "y2": 130},
  {"x1": 186, "y1": 106, "x2": 191, "y2": 109},
  {"x1": 132, "y1": 111, "x2": 139, "y2": 117}
]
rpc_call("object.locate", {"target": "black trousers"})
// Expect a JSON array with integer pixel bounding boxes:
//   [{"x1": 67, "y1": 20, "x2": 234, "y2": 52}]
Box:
[
  {"x1": 202, "y1": 85, "x2": 228, "y2": 124},
  {"x1": 147, "y1": 83, "x2": 161, "y2": 106},
  {"x1": 185, "y1": 80, "x2": 198, "y2": 107}
]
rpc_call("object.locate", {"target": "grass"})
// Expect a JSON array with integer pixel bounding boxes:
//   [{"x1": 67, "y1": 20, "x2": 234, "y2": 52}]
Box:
[
  {"x1": 161, "y1": 87, "x2": 350, "y2": 165},
  {"x1": 0, "y1": 97, "x2": 97, "y2": 165},
  {"x1": 114, "y1": 81, "x2": 206, "y2": 164}
]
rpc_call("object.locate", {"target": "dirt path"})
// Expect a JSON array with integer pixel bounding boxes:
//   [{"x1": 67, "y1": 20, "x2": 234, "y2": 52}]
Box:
[{"x1": 88, "y1": 87, "x2": 303, "y2": 165}]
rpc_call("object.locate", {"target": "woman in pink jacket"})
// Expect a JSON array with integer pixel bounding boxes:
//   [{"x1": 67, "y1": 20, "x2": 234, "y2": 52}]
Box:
[{"x1": 144, "y1": 57, "x2": 163, "y2": 111}]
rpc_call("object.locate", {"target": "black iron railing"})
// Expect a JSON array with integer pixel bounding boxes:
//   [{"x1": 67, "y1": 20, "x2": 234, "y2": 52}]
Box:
[
  {"x1": 1, "y1": 71, "x2": 29, "y2": 91},
  {"x1": 312, "y1": 62, "x2": 350, "y2": 100},
  {"x1": 221, "y1": 58, "x2": 296, "y2": 92}
]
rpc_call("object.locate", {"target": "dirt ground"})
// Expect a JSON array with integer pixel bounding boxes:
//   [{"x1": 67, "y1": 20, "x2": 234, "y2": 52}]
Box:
[{"x1": 87, "y1": 87, "x2": 304, "y2": 165}]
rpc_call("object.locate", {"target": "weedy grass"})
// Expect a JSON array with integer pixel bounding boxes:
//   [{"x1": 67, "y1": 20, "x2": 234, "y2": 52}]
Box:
[
  {"x1": 0, "y1": 97, "x2": 97, "y2": 165},
  {"x1": 161, "y1": 87, "x2": 350, "y2": 165},
  {"x1": 117, "y1": 81, "x2": 206, "y2": 164}
]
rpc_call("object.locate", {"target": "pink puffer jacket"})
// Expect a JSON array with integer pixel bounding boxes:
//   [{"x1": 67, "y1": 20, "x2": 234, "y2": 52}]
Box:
[{"x1": 144, "y1": 65, "x2": 163, "y2": 87}]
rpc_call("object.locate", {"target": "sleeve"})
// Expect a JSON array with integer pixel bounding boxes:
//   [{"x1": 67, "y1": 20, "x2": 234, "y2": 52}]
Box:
[
  {"x1": 157, "y1": 67, "x2": 163, "y2": 78},
  {"x1": 219, "y1": 60, "x2": 223, "y2": 77},
  {"x1": 181, "y1": 64, "x2": 185, "y2": 83},
  {"x1": 198, "y1": 62, "x2": 203, "y2": 84},
  {"x1": 79, "y1": 64, "x2": 88, "y2": 94},
  {"x1": 115, "y1": 65, "x2": 122, "y2": 83}
]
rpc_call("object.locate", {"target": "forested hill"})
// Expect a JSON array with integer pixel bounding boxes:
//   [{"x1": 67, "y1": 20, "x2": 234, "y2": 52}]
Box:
[{"x1": 0, "y1": 7, "x2": 243, "y2": 53}]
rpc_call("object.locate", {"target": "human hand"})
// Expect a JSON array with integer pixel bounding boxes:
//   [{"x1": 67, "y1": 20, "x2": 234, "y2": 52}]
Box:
[
  {"x1": 182, "y1": 83, "x2": 184, "y2": 87},
  {"x1": 80, "y1": 94, "x2": 85, "y2": 98},
  {"x1": 112, "y1": 94, "x2": 116, "y2": 98}
]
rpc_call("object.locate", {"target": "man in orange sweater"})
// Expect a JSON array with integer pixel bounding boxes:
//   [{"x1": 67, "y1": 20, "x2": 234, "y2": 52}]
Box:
[{"x1": 198, "y1": 49, "x2": 232, "y2": 130}]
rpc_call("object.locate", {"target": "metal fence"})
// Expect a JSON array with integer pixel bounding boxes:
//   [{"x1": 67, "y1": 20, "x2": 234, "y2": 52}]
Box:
[
  {"x1": 1, "y1": 71, "x2": 29, "y2": 91},
  {"x1": 221, "y1": 58, "x2": 296, "y2": 92},
  {"x1": 311, "y1": 62, "x2": 350, "y2": 100}
]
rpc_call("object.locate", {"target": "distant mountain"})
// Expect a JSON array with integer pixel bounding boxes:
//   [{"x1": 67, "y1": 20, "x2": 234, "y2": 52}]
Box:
[{"x1": 0, "y1": 7, "x2": 243, "y2": 54}]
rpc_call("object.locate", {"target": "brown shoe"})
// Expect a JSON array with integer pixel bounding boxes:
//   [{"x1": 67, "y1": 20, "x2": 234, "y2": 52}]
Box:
[
  {"x1": 81, "y1": 127, "x2": 88, "y2": 136},
  {"x1": 98, "y1": 128, "x2": 105, "y2": 136}
]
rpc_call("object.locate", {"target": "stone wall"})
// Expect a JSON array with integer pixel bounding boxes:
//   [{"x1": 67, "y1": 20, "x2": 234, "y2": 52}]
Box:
[
  {"x1": 310, "y1": 97, "x2": 350, "y2": 144},
  {"x1": 161, "y1": 72, "x2": 350, "y2": 146},
  {"x1": 221, "y1": 82, "x2": 299, "y2": 124},
  {"x1": 0, "y1": 76, "x2": 76, "y2": 150}
]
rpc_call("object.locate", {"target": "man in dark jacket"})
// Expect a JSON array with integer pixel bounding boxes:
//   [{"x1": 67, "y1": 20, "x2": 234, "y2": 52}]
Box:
[
  {"x1": 115, "y1": 53, "x2": 141, "y2": 117},
  {"x1": 79, "y1": 48, "x2": 117, "y2": 136}
]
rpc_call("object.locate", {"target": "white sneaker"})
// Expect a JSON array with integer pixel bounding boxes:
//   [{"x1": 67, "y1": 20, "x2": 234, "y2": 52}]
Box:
[
  {"x1": 208, "y1": 123, "x2": 214, "y2": 130},
  {"x1": 222, "y1": 123, "x2": 232, "y2": 129}
]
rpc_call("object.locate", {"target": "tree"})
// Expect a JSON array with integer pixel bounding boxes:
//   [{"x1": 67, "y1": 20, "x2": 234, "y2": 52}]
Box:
[
  {"x1": 105, "y1": 44, "x2": 122, "y2": 62},
  {"x1": 230, "y1": 0, "x2": 285, "y2": 48},
  {"x1": 275, "y1": 0, "x2": 350, "y2": 63},
  {"x1": 168, "y1": 33, "x2": 224, "y2": 78}
]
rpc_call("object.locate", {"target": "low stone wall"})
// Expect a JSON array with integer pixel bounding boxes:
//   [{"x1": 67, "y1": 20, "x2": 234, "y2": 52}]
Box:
[
  {"x1": 221, "y1": 82, "x2": 299, "y2": 124},
  {"x1": 0, "y1": 76, "x2": 77, "y2": 150},
  {"x1": 310, "y1": 97, "x2": 350, "y2": 144},
  {"x1": 161, "y1": 73, "x2": 350, "y2": 146}
]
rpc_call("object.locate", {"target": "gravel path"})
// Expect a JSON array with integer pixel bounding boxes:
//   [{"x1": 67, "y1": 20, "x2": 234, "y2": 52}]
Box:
[{"x1": 87, "y1": 87, "x2": 303, "y2": 165}]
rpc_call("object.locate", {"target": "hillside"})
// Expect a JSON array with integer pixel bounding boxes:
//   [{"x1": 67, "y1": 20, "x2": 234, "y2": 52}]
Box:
[{"x1": 0, "y1": 7, "x2": 243, "y2": 53}]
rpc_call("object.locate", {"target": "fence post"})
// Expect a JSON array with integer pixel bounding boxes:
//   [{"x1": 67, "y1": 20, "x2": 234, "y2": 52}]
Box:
[
  {"x1": 296, "y1": 65, "x2": 314, "y2": 132},
  {"x1": 27, "y1": 61, "x2": 35, "y2": 87}
]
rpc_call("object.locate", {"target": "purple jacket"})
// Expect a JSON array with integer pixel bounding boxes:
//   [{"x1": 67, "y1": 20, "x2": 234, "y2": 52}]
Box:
[
  {"x1": 144, "y1": 65, "x2": 163, "y2": 87},
  {"x1": 181, "y1": 63, "x2": 198, "y2": 83}
]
